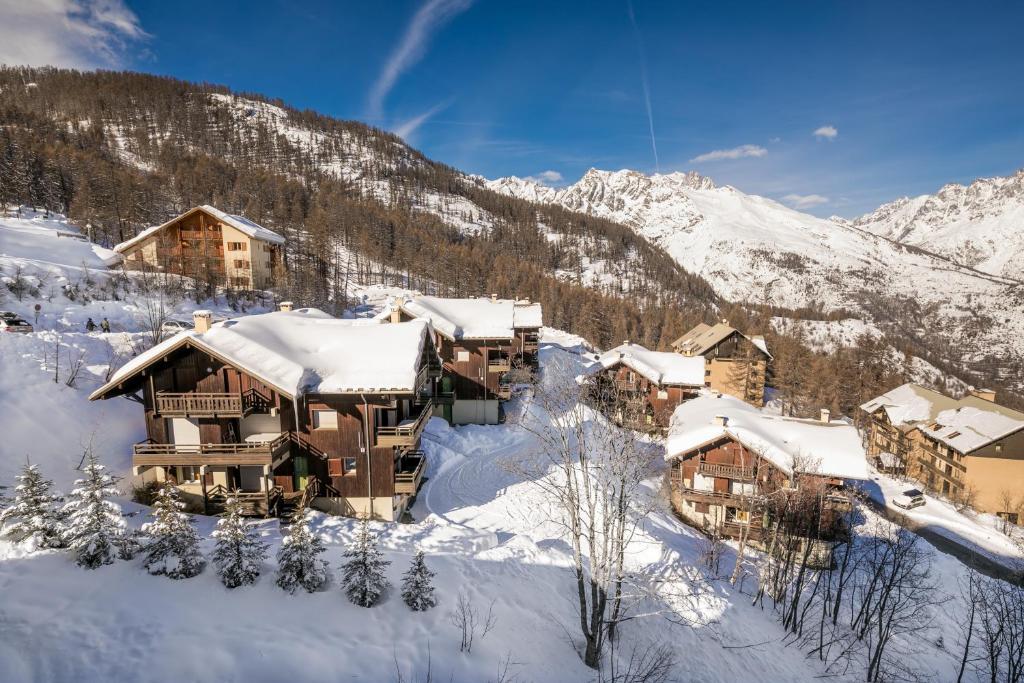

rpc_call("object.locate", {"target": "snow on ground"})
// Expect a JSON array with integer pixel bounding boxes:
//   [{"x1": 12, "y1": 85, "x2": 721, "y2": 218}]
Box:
[
  {"x1": 862, "y1": 467, "x2": 1024, "y2": 568},
  {"x1": 771, "y1": 316, "x2": 882, "y2": 353},
  {"x1": 0, "y1": 213, "x2": 1019, "y2": 682}
]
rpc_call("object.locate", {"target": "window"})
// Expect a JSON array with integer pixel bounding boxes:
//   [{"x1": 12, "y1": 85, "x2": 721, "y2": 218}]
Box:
[
  {"x1": 233, "y1": 259, "x2": 250, "y2": 269},
  {"x1": 947, "y1": 431, "x2": 961, "y2": 439},
  {"x1": 227, "y1": 242, "x2": 245, "y2": 251},
  {"x1": 343, "y1": 457, "x2": 358, "y2": 476},
  {"x1": 457, "y1": 350, "x2": 470, "y2": 362},
  {"x1": 312, "y1": 409, "x2": 338, "y2": 429},
  {"x1": 996, "y1": 444, "x2": 1003, "y2": 453}
]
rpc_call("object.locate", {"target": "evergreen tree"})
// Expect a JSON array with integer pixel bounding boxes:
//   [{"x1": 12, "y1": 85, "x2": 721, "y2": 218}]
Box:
[
  {"x1": 142, "y1": 482, "x2": 205, "y2": 579},
  {"x1": 61, "y1": 450, "x2": 125, "y2": 569},
  {"x1": 340, "y1": 518, "x2": 391, "y2": 607},
  {"x1": 0, "y1": 462, "x2": 65, "y2": 549},
  {"x1": 401, "y1": 549, "x2": 436, "y2": 611},
  {"x1": 212, "y1": 494, "x2": 268, "y2": 588},
  {"x1": 275, "y1": 505, "x2": 328, "y2": 594}
]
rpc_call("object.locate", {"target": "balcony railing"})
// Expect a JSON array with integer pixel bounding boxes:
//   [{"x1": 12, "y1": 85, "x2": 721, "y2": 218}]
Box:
[
  {"x1": 487, "y1": 357, "x2": 511, "y2": 372},
  {"x1": 395, "y1": 450, "x2": 426, "y2": 494},
  {"x1": 376, "y1": 400, "x2": 433, "y2": 447},
  {"x1": 697, "y1": 462, "x2": 755, "y2": 480},
  {"x1": 156, "y1": 392, "x2": 246, "y2": 418},
  {"x1": 615, "y1": 379, "x2": 641, "y2": 392},
  {"x1": 132, "y1": 433, "x2": 289, "y2": 467}
]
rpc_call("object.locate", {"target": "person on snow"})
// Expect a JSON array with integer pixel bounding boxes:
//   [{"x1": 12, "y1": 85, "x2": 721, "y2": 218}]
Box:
[
  {"x1": 85, "y1": 318, "x2": 97, "y2": 332},
  {"x1": 100, "y1": 318, "x2": 110, "y2": 333}
]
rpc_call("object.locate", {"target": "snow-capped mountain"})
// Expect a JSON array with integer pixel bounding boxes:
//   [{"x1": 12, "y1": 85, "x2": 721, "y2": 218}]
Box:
[
  {"x1": 840, "y1": 170, "x2": 1024, "y2": 281},
  {"x1": 487, "y1": 168, "x2": 1024, "y2": 387}
]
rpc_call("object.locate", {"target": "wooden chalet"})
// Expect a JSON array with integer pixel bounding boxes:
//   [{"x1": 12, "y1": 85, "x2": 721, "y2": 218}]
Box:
[
  {"x1": 671, "y1": 321, "x2": 771, "y2": 406},
  {"x1": 588, "y1": 342, "x2": 704, "y2": 431},
  {"x1": 89, "y1": 305, "x2": 441, "y2": 521},
  {"x1": 379, "y1": 295, "x2": 543, "y2": 425},
  {"x1": 861, "y1": 383, "x2": 1024, "y2": 520},
  {"x1": 114, "y1": 205, "x2": 285, "y2": 290},
  {"x1": 666, "y1": 394, "x2": 868, "y2": 564}
]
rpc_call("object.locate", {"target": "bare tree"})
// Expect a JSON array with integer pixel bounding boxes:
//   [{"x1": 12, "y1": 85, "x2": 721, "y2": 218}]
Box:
[
  {"x1": 448, "y1": 591, "x2": 496, "y2": 654},
  {"x1": 129, "y1": 265, "x2": 183, "y2": 346},
  {"x1": 508, "y1": 355, "x2": 659, "y2": 668}
]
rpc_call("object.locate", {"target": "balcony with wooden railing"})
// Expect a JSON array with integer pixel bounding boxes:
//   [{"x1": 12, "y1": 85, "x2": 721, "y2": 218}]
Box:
[
  {"x1": 615, "y1": 378, "x2": 641, "y2": 392},
  {"x1": 132, "y1": 433, "x2": 289, "y2": 467},
  {"x1": 156, "y1": 392, "x2": 244, "y2": 418},
  {"x1": 376, "y1": 400, "x2": 433, "y2": 447},
  {"x1": 487, "y1": 356, "x2": 511, "y2": 373},
  {"x1": 697, "y1": 461, "x2": 755, "y2": 480},
  {"x1": 395, "y1": 450, "x2": 426, "y2": 494}
]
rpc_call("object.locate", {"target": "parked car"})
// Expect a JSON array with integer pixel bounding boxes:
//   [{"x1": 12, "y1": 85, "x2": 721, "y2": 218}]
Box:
[
  {"x1": 161, "y1": 319, "x2": 195, "y2": 335},
  {"x1": 0, "y1": 315, "x2": 33, "y2": 333},
  {"x1": 893, "y1": 488, "x2": 926, "y2": 510}
]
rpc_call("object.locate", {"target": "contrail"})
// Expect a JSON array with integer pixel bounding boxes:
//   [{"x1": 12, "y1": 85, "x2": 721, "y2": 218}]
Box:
[{"x1": 627, "y1": 0, "x2": 659, "y2": 173}]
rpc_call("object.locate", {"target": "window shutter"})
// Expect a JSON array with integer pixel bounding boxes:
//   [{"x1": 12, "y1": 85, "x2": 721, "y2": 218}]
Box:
[{"x1": 328, "y1": 458, "x2": 342, "y2": 476}]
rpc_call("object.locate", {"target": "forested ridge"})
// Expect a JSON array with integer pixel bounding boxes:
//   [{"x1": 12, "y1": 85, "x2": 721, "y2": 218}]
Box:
[{"x1": 1, "y1": 66, "x2": 1017, "y2": 412}]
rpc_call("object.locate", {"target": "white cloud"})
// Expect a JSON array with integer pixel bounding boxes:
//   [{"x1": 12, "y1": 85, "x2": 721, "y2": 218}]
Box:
[
  {"x1": 393, "y1": 99, "x2": 452, "y2": 141},
  {"x1": 813, "y1": 125, "x2": 838, "y2": 140},
  {"x1": 689, "y1": 144, "x2": 767, "y2": 163},
  {"x1": 524, "y1": 170, "x2": 563, "y2": 186},
  {"x1": 368, "y1": 0, "x2": 474, "y2": 117},
  {"x1": 782, "y1": 193, "x2": 830, "y2": 209},
  {"x1": 0, "y1": 0, "x2": 147, "y2": 68}
]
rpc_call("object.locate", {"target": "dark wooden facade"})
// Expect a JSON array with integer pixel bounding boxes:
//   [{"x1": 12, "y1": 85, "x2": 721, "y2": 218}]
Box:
[
  {"x1": 592, "y1": 364, "x2": 698, "y2": 431},
  {"x1": 99, "y1": 334, "x2": 437, "y2": 519},
  {"x1": 668, "y1": 435, "x2": 851, "y2": 551}
]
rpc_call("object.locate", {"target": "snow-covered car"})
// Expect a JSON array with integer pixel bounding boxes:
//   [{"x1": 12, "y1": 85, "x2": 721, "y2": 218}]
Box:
[
  {"x1": 161, "y1": 319, "x2": 195, "y2": 335},
  {"x1": 0, "y1": 315, "x2": 33, "y2": 333},
  {"x1": 893, "y1": 488, "x2": 926, "y2": 510}
]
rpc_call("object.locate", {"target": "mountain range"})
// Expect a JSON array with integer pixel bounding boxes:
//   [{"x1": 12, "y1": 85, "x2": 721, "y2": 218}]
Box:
[
  {"x1": 486, "y1": 168, "x2": 1024, "y2": 392},
  {"x1": 0, "y1": 67, "x2": 1020, "y2": 404}
]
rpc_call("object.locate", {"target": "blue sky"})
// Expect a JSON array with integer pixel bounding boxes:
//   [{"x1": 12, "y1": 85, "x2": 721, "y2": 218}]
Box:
[{"x1": 2, "y1": 0, "x2": 1022, "y2": 216}]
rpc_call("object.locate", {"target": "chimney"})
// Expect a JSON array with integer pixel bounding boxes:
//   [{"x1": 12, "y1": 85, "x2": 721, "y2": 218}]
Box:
[
  {"x1": 820, "y1": 408, "x2": 831, "y2": 423},
  {"x1": 970, "y1": 388, "x2": 997, "y2": 403},
  {"x1": 491, "y1": 293, "x2": 498, "y2": 302},
  {"x1": 391, "y1": 296, "x2": 405, "y2": 324},
  {"x1": 278, "y1": 301, "x2": 294, "y2": 312},
  {"x1": 714, "y1": 415, "x2": 728, "y2": 427},
  {"x1": 721, "y1": 318, "x2": 729, "y2": 326},
  {"x1": 623, "y1": 339, "x2": 631, "y2": 346},
  {"x1": 193, "y1": 310, "x2": 212, "y2": 334}
]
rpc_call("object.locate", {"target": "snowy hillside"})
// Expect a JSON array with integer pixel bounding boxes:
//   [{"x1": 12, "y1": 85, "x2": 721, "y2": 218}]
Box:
[
  {"x1": 2, "y1": 210, "x2": 1022, "y2": 683},
  {"x1": 842, "y1": 169, "x2": 1024, "y2": 280},
  {"x1": 487, "y1": 169, "x2": 1024, "y2": 390}
]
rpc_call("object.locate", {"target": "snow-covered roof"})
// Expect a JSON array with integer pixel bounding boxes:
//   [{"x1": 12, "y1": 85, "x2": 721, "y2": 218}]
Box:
[
  {"x1": 596, "y1": 343, "x2": 705, "y2": 387},
  {"x1": 671, "y1": 321, "x2": 771, "y2": 359},
  {"x1": 380, "y1": 295, "x2": 543, "y2": 340},
  {"x1": 666, "y1": 393, "x2": 869, "y2": 480},
  {"x1": 859, "y1": 383, "x2": 1024, "y2": 452},
  {"x1": 113, "y1": 205, "x2": 285, "y2": 253},
  {"x1": 91, "y1": 310, "x2": 433, "y2": 399},
  {"x1": 920, "y1": 404, "x2": 1024, "y2": 454},
  {"x1": 859, "y1": 383, "x2": 952, "y2": 428}
]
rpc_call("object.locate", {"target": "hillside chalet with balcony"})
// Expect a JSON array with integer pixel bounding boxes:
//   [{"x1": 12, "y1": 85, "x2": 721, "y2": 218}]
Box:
[
  {"x1": 114, "y1": 205, "x2": 285, "y2": 290},
  {"x1": 89, "y1": 305, "x2": 441, "y2": 521},
  {"x1": 378, "y1": 295, "x2": 543, "y2": 425},
  {"x1": 666, "y1": 393, "x2": 868, "y2": 562},
  {"x1": 671, "y1": 321, "x2": 771, "y2": 406},
  {"x1": 861, "y1": 383, "x2": 1024, "y2": 520},
  {"x1": 587, "y1": 342, "x2": 705, "y2": 431}
]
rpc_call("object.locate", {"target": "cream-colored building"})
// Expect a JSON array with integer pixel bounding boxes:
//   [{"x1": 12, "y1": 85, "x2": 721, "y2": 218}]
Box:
[
  {"x1": 114, "y1": 205, "x2": 285, "y2": 290},
  {"x1": 671, "y1": 321, "x2": 771, "y2": 406},
  {"x1": 861, "y1": 383, "x2": 1024, "y2": 520}
]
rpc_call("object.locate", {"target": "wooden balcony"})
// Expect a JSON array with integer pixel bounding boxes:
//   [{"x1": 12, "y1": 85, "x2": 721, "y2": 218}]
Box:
[
  {"x1": 698, "y1": 462, "x2": 755, "y2": 480},
  {"x1": 132, "y1": 433, "x2": 289, "y2": 467},
  {"x1": 376, "y1": 400, "x2": 433, "y2": 447},
  {"x1": 496, "y1": 385, "x2": 512, "y2": 401},
  {"x1": 721, "y1": 520, "x2": 765, "y2": 541},
  {"x1": 156, "y1": 392, "x2": 246, "y2": 418},
  {"x1": 674, "y1": 486, "x2": 747, "y2": 505},
  {"x1": 487, "y1": 357, "x2": 511, "y2": 372},
  {"x1": 615, "y1": 379, "x2": 641, "y2": 392},
  {"x1": 395, "y1": 450, "x2": 426, "y2": 494}
]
